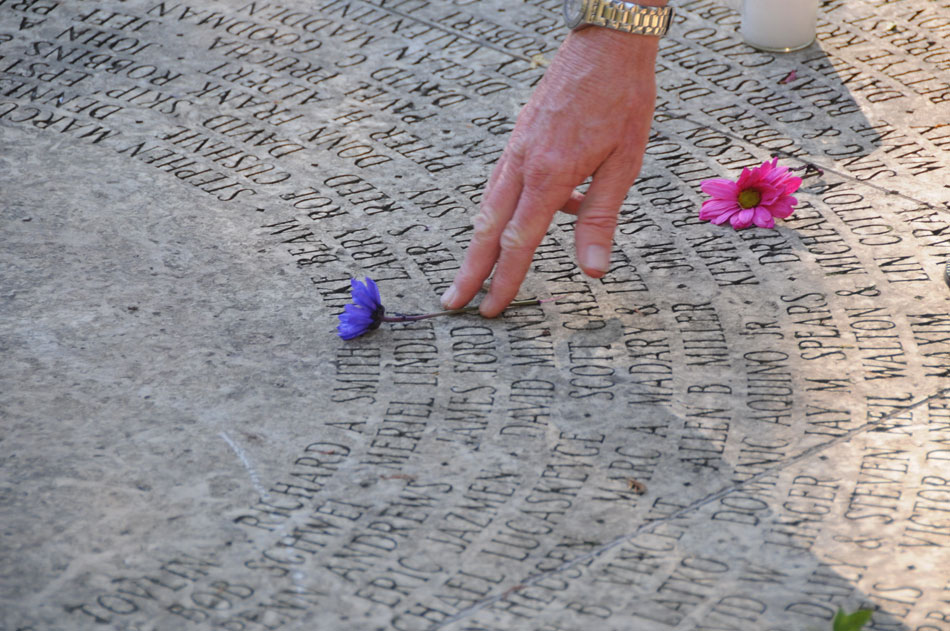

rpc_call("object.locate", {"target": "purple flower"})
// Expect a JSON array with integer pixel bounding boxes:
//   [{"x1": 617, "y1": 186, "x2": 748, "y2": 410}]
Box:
[
  {"x1": 337, "y1": 277, "x2": 385, "y2": 340},
  {"x1": 336, "y1": 277, "x2": 548, "y2": 340}
]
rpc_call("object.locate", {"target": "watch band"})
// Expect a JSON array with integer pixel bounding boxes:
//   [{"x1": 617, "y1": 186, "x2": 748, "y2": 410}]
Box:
[{"x1": 581, "y1": 1, "x2": 674, "y2": 37}]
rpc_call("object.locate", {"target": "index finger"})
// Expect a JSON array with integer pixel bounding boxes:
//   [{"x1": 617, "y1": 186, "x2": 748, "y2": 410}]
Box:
[{"x1": 441, "y1": 154, "x2": 521, "y2": 310}]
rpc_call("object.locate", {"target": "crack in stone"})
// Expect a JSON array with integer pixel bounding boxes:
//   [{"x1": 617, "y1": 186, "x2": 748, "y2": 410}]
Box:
[
  {"x1": 656, "y1": 113, "x2": 950, "y2": 212},
  {"x1": 428, "y1": 386, "x2": 950, "y2": 630}
]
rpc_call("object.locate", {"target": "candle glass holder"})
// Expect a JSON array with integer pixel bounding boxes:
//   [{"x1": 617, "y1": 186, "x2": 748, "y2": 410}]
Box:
[{"x1": 740, "y1": 0, "x2": 818, "y2": 52}]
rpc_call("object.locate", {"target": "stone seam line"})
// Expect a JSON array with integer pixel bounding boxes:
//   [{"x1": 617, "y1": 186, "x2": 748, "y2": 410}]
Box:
[{"x1": 423, "y1": 386, "x2": 950, "y2": 630}]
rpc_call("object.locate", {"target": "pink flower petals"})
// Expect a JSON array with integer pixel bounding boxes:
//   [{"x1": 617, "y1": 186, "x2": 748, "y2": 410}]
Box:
[{"x1": 698, "y1": 159, "x2": 803, "y2": 230}]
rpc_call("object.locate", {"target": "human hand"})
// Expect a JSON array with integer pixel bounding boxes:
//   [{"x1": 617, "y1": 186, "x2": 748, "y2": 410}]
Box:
[{"x1": 440, "y1": 27, "x2": 661, "y2": 317}]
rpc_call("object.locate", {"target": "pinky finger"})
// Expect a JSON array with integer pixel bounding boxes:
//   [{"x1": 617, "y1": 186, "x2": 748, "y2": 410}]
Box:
[{"x1": 559, "y1": 190, "x2": 585, "y2": 216}]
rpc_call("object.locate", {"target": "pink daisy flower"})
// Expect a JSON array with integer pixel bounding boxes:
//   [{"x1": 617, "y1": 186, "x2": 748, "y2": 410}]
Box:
[{"x1": 699, "y1": 159, "x2": 803, "y2": 230}]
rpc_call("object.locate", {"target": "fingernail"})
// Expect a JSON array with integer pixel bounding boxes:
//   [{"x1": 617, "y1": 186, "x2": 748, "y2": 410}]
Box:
[
  {"x1": 441, "y1": 285, "x2": 458, "y2": 309},
  {"x1": 583, "y1": 244, "x2": 610, "y2": 274},
  {"x1": 478, "y1": 296, "x2": 500, "y2": 318}
]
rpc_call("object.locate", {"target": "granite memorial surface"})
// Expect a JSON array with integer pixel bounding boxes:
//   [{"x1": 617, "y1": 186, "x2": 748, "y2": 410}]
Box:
[{"x1": 2, "y1": 0, "x2": 949, "y2": 629}]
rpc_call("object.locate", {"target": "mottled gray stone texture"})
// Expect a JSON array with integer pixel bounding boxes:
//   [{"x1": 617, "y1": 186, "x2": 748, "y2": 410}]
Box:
[{"x1": 1, "y1": 0, "x2": 949, "y2": 630}]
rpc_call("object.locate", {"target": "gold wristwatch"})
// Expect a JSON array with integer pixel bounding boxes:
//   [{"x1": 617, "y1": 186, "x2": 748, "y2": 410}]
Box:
[{"x1": 563, "y1": 0, "x2": 674, "y2": 36}]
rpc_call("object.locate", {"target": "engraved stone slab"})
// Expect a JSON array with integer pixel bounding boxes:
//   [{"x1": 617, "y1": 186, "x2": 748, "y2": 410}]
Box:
[{"x1": 1, "y1": 0, "x2": 948, "y2": 630}]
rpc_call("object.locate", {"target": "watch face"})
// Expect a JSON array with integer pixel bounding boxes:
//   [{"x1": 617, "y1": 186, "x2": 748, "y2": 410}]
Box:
[{"x1": 563, "y1": 0, "x2": 586, "y2": 28}]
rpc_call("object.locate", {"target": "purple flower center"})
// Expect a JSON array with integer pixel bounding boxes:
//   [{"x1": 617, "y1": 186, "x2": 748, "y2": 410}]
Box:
[
  {"x1": 737, "y1": 189, "x2": 761, "y2": 209},
  {"x1": 370, "y1": 305, "x2": 385, "y2": 330}
]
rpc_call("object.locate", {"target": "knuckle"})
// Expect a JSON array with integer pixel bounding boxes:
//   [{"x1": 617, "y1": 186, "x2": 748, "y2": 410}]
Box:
[
  {"x1": 472, "y1": 209, "x2": 500, "y2": 238},
  {"x1": 499, "y1": 224, "x2": 534, "y2": 252},
  {"x1": 504, "y1": 137, "x2": 528, "y2": 162},
  {"x1": 522, "y1": 153, "x2": 574, "y2": 187},
  {"x1": 580, "y1": 210, "x2": 618, "y2": 233}
]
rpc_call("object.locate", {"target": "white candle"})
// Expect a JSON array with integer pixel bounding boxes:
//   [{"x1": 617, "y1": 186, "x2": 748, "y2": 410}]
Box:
[{"x1": 740, "y1": 0, "x2": 818, "y2": 52}]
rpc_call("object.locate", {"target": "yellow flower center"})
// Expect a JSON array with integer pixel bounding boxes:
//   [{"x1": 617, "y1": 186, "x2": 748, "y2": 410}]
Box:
[{"x1": 738, "y1": 189, "x2": 761, "y2": 209}]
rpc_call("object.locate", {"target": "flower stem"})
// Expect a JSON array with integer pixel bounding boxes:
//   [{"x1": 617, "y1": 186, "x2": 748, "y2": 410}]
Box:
[{"x1": 380, "y1": 298, "x2": 543, "y2": 323}]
